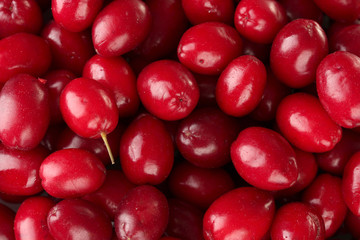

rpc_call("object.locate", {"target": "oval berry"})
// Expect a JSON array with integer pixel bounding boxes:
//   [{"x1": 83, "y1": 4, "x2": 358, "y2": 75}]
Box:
[
  {"x1": 0, "y1": 33, "x2": 51, "y2": 83},
  {"x1": 234, "y1": 0, "x2": 287, "y2": 44},
  {"x1": 0, "y1": 0, "x2": 43, "y2": 38},
  {"x1": 177, "y1": 22, "x2": 242, "y2": 75},
  {"x1": 276, "y1": 93, "x2": 342, "y2": 153},
  {"x1": 137, "y1": 60, "x2": 199, "y2": 121},
  {"x1": 203, "y1": 187, "x2": 275, "y2": 240},
  {"x1": 279, "y1": 0, "x2": 323, "y2": 23},
  {"x1": 316, "y1": 51, "x2": 360, "y2": 128},
  {"x1": 92, "y1": 0, "x2": 152, "y2": 57},
  {"x1": 120, "y1": 113, "x2": 174, "y2": 185},
  {"x1": 0, "y1": 203, "x2": 15, "y2": 240},
  {"x1": 114, "y1": 185, "x2": 169, "y2": 240},
  {"x1": 52, "y1": 0, "x2": 104, "y2": 32},
  {"x1": 302, "y1": 174, "x2": 347, "y2": 238},
  {"x1": 39, "y1": 148, "x2": 106, "y2": 198},
  {"x1": 0, "y1": 144, "x2": 48, "y2": 196},
  {"x1": 313, "y1": 0, "x2": 360, "y2": 23},
  {"x1": 176, "y1": 107, "x2": 239, "y2": 168},
  {"x1": 60, "y1": 77, "x2": 119, "y2": 139},
  {"x1": 215, "y1": 55, "x2": 267, "y2": 117},
  {"x1": 343, "y1": 152, "x2": 360, "y2": 216},
  {"x1": 47, "y1": 199, "x2": 112, "y2": 240},
  {"x1": 270, "y1": 202, "x2": 325, "y2": 240},
  {"x1": 14, "y1": 196, "x2": 55, "y2": 240},
  {"x1": 231, "y1": 127, "x2": 298, "y2": 191},
  {"x1": 0, "y1": 74, "x2": 50, "y2": 150},
  {"x1": 83, "y1": 54, "x2": 139, "y2": 117},
  {"x1": 270, "y1": 19, "x2": 328, "y2": 88}
]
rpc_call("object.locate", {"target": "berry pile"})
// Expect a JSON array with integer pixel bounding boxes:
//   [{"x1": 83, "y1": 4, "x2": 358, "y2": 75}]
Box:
[{"x1": 0, "y1": 0, "x2": 360, "y2": 239}]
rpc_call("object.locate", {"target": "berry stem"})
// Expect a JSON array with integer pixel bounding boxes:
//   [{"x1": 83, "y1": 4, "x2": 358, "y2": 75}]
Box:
[{"x1": 101, "y1": 131, "x2": 115, "y2": 165}]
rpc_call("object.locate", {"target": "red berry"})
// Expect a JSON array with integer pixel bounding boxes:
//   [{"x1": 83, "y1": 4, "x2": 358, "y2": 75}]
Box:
[
  {"x1": 137, "y1": 60, "x2": 199, "y2": 121},
  {"x1": 0, "y1": 203, "x2": 15, "y2": 240},
  {"x1": 343, "y1": 152, "x2": 360, "y2": 216},
  {"x1": 313, "y1": 0, "x2": 360, "y2": 23},
  {"x1": 39, "y1": 148, "x2": 106, "y2": 198},
  {"x1": 177, "y1": 22, "x2": 242, "y2": 75}
]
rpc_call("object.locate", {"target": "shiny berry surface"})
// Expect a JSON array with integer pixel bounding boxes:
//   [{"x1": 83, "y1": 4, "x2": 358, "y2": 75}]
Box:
[
  {"x1": 231, "y1": 127, "x2": 298, "y2": 191},
  {"x1": 316, "y1": 51, "x2": 360, "y2": 128},
  {"x1": 342, "y1": 152, "x2": 360, "y2": 216},
  {"x1": 216, "y1": 55, "x2": 267, "y2": 117},
  {"x1": 177, "y1": 22, "x2": 242, "y2": 75},
  {"x1": 313, "y1": 0, "x2": 360, "y2": 23},
  {"x1": 203, "y1": 187, "x2": 275, "y2": 240},
  {"x1": 276, "y1": 92, "x2": 342, "y2": 153},
  {"x1": 39, "y1": 148, "x2": 106, "y2": 198},
  {"x1": 0, "y1": 203, "x2": 15, "y2": 240},
  {"x1": 270, "y1": 19, "x2": 328, "y2": 88},
  {"x1": 137, "y1": 60, "x2": 199, "y2": 121}
]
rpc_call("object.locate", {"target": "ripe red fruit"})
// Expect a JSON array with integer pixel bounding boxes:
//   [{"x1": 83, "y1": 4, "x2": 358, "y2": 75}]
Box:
[
  {"x1": 0, "y1": 203, "x2": 15, "y2": 240},
  {"x1": 114, "y1": 185, "x2": 169, "y2": 240},
  {"x1": 0, "y1": 74, "x2": 50, "y2": 150},
  {"x1": 231, "y1": 127, "x2": 298, "y2": 191},
  {"x1": 39, "y1": 148, "x2": 106, "y2": 198},
  {"x1": 215, "y1": 55, "x2": 267, "y2": 117},
  {"x1": 47, "y1": 199, "x2": 112, "y2": 240},
  {"x1": 60, "y1": 77, "x2": 119, "y2": 163},
  {"x1": 276, "y1": 93, "x2": 342, "y2": 153},
  {"x1": 329, "y1": 24, "x2": 360, "y2": 58},
  {"x1": 0, "y1": 33, "x2": 51, "y2": 83},
  {"x1": 137, "y1": 60, "x2": 199, "y2": 121},
  {"x1": 52, "y1": 0, "x2": 104, "y2": 32},
  {"x1": 177, "y1": 22, "x2": 243, "y2": 75},
  {"x1": 14, "y1": 196, "x2": 55, "y2": 240},
  {"x1": 313, "y1": 0, "x2": 360, "y2": 23},
  {"x1": 119, "y1": 113, "x2": 174, "y2": 185},
  {"x1": 203, "y1": 187, "x2": 275, "y2": 240},
  {"x1": 279, "y1": 0, "x2": 323, "y2": 23},
  {"x1": 270, "y1": 202, "x2": 325, "y2": 240},
  {"x1": 0, "y1": 144, "x2": 48, "y2": 196},
  {"x1": 83, "y1": 54, "x2": 140, "y2": 117},
  {"x1": 316, "y1": 51, "x2": 360, "y2": 128},
  {"x1": 270, "y1": 19, "x2": 328, "y2": 88},
  {"x1": 234, "y1": 0, "x2": 287, "y2": 44},
  {"x1": 92, "y1": 0, "x2": 152, "y2": 57},
  {"x1": 342, "y1": 152, "x2": 360, "y2": 216},
  {"x1": 0, "y1": 0, "x2": 43, "y2": 38}
]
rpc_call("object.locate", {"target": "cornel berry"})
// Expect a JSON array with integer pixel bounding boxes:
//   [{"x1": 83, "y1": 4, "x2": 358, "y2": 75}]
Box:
[{"x1": 0, "y1": 0, "x2": 360, "y2": 239}]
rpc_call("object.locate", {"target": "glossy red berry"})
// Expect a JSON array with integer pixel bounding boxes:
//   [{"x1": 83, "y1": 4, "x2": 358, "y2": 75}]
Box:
[
  {"x1": 177, "y1": 22, "x2": 243, "y2": 75},
  {"x1": 0, "y1": 33, "x2": 51, "y2": 83},
  {"x1": 270, "y1": 202, "x2": 325, "y2": 240},
  {"x1": 302, "y1": 174, "x2": 347, "y2": 238},
  {"x1": 41, "y1": 21, "x2": 95, "y2": 76},
  {"x1": 92, "y1": 0, "x2": 152, "y2": 57},
  {"x1": 120, "y1": 113, "x2": 174, "y2": 185},
  {"x1": 316, "y1": 51, "x2": 360, "y2": 128},
  {"x1": 0, "y1": 74, "x2": 50, "y2": 150},
  {"x1": 203, "y1": 187, "x2": 275, "y2": 240},
  {"x1": 270, "y1": 19, "x2": 328, "y2": 88},
  {"x1": 231, "y1": 127, "x2": 298, "y2": 191},
  {"x1": 114, "y1": 185, "x2": 169, "y2": 240},
  {"x1": 276, "y1": 92, "x2": 342, "y2": 153},
  {"x1": 60, "y1": 77, "x2": 119, "y2": 139},
  {"x1": 181, "y1": 0, "x2": 234, "y2": 25},
  {"x1": 330, "y1": 24, "x2": 360, "y2": 58},
  {"x1": 0, "y1": 144, "x2": 48, "y2": 196},
  {"x1": 216, "y1": 55, "x2": 267, "y2": 117},
  {"x1": 137, "y1": 60, "x2": 199, "y2": 121},
  {"x1": 342, "y1": 152, "x2": 360, "y2": 216},
  {"x1": 176, "y1": 107, "x2": 239, "y2": 168},
  {"x1": 52, "y1": 0, "x2": 104, "y2": 32},
  {"x1": 47, "y1": 199, "x2": 112, "y2": 240},
  {"x1": 14, "y1": 196, "x2": 55, "y2": 240},
  {"x1": 0, "y1": 0, "x2": 43, "y2": 38},
  {"x1": 278, "y1": 0, "x2": 323, "y2": 23},
  {"x1": 234, "y1": 0, "x2": 287, "y2": 44},
  {"x1": 82, "y1": 54, "x2": 139, "y2": 117},
  {"x1": 82, "y1": 170, "x2": 136, "y2": 219},
  {"x1": 0, "y1": 203, "x2": 15, "y2": 240},
  {"x1": 39, "y1": 148, "x2": 106, "y2": 198},
  {"x1": 168, "y1": 161, "x2": 235, "y2": 209}
]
